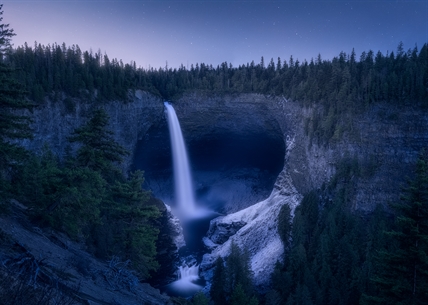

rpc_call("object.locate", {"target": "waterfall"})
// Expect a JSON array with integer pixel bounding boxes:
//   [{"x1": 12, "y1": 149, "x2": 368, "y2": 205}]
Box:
[
  {"x1": 164, "y1": 102, "x2": 197, "y2": 219},
  {"x1": 178, "y1": 265, "x2": 200, "y2": 281},
  {"x1": 166, "y1": 264, "x2": 202, "y2": 296},
  {"x1": 164, "y1": 102, "x2": 215, "y2": 297}
]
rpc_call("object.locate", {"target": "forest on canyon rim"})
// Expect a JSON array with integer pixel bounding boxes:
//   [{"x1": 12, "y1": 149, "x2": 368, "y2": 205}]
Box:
[{"x1": 1, "y1": 4, "x2": 428, "y2": 304}]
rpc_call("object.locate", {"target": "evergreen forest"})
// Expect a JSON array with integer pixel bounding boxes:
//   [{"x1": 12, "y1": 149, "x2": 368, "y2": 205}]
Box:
[
  {"x1": 0, "y1": 3, "x2": 428, "y2": 304},
  {"x1": 268, "y1": 154, "x2": 428, "y2": 305}
]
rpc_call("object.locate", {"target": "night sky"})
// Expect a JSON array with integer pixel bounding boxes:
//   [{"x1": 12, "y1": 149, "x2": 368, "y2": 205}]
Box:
[{"x1": 3, "y1": 0, "x2": 428, "y2": 69}]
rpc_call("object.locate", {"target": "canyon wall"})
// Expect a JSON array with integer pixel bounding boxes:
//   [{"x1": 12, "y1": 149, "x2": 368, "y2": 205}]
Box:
[
  {"x1": 20, "y1": 91, "x2": 428, "y2": 291},
  {"x1": 20, "y1": 90, "x2": 165, "y2": 173}
]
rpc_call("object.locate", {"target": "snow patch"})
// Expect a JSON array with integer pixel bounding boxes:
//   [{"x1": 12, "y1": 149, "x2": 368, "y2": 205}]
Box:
[
  {"x1": 200, "y1": 168, "x2": 302, "y2": 290},
  {"x1": 165, "y1": 204, "x2": 185, "y2": 250}
]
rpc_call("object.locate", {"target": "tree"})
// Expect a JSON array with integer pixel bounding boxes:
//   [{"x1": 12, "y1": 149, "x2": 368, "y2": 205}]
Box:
[
  {"x1": 210, "y1": 243, "x2": 258, "y2": 305},
  {"x1": 368, "y1": 151, "x2": 428, "y2": 304},
  {"x1": 0, "y1": 5, "x2": 14, "y2": 56},
  {"x1": 68, "y1": 108, "x2": 128, "y2": 178},
  {"x1": 68, "y1": 110, "x2": 160, "y2": 278},
  {"x1": 278, "y1": 203, "x2": 292, "y2": 251},
  {"x1": 192, "y1": 291, "x2": 209, "y2": 305},
  {"x1": 231, "y1": 283, "x2": 258, "y2": 305},
  {"x1": 16, "y1": 146, "x2": 105, "y2": 238},
  {"x1": 0, "y1": 5, "x2": 32, "y2": 202},
  {"x1": 102, "y1": 170, "x2": 160, "y2": 278},
  {"x1": 53, "y1": 166, "x2": 105, "y2": 238},
  {"x1": 210, "y1": 257, "x2": 227, "y2": 305},
  {"x1": 226, "y1": 241, "x2": 254, "y2": 298},
  {"x1": 14, "y1": 146, "x2": 64, "y2": 220}
]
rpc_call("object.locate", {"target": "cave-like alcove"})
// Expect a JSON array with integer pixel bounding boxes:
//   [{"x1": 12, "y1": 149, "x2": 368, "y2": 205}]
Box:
[{"x1": 133, "y1": 114, "x2": 285, "y2": 214}]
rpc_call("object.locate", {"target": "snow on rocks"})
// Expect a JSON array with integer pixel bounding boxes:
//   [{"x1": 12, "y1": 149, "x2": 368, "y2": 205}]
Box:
[
  {"x1": 200, "y1": 168, "x2": 302, "y2": 290},
  {"x1": 206, "y1": 217, "x2": 247, "y2": 244},
  {"x1": 164, "y1": 204, "x2": 186, "y2": 250},
  {"x1": 202, "y1": 237, "x2": 218, "y2": 251}
]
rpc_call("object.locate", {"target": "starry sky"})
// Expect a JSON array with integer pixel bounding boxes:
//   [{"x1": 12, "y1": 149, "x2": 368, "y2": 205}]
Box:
[{"x1": 2, "y1": 0, "x2": 428, "y2": 69}]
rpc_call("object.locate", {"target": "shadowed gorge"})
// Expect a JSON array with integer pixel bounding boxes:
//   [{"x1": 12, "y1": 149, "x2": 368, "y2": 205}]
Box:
[{"x1": 133, "y1": 108, "x2": 285, "y2": 214}]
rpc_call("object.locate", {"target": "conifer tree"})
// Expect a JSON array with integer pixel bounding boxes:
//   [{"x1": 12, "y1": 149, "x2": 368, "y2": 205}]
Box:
[
  {"x1": 368, "y1": 151, "x2": 428, "y2": 304},
  {"x1": 226, "y1": 241, "x2": 254, "y2": 298},
  {"x1": 68, "y1": 108, "x2": 128, "y2": 179},
  {"x1": 0, "y1": 5, "x2": 32, "y2": 201},
  {"x1": 0, "y1": 5, "x2": 14, "y2": 55},
  {"x1": 210, "y1": 257, "x2": 227, "y2": 305},
  {"x1": 278, "y1": 203, "x2": 292, "y2": 250},
  {"x1": 231, "y1": 283, "x2": 258, "y2": 305},
  {"x1": 68, "y1": 109, "x2": 160, "y2": 278},
  {"x1": 210, "y1": 243, "x2": 258, "y2": 305},
  {"x1": 103, "y1": 170, "x2": 160, "y2": 278},
  {"x1": 192, "y1": 291, "x2": 209, "y2": 305}
]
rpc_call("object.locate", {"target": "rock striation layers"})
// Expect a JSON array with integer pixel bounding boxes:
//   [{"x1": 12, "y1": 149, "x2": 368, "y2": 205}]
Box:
[{"x1": 20, "y1": 90, "x2": 165, "y2": 173}]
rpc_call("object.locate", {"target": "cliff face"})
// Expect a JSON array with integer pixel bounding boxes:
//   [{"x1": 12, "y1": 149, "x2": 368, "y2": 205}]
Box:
[
  {"x1": 21, "y1": 91, "x2": 428, "y2": 212},
  {"x1": 173, "y1": 93, "x2": 428, "y2": 212},
  {"x1": 169, "y1": 93, "x2": 428, "y2": 289},
  {"x1": 20, "y1": 90, "x2": 165, "y2": 173},
  {"x1": 19, "y1": 91, "x2": 428, "y2": 291},
  {"x1": 273, "y1": 100, "x2": 428, "y2": 210},
  {"x1": 134, "y1": 93, "x2": 286, "y2": 214}
]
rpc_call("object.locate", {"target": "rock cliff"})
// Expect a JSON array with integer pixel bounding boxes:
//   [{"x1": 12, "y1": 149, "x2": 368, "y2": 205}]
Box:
[
  {"x1": 273, "y1": 99, "x2": 428, "y2": 210},
  {"x1": 170, "y1": 93, "x2": 428, "y2": 290},
  {"x1": 200, "y1": 137, "x2": 302, "y2": 291},
  {"x1": 134, "y1": 92, "x2": 285, "y2": 214},
  {"x1": 21, "y1": 91, "x2": 428, "y2": 213},
  {"x1": 18, "y1": 91, "x2": 428, "y2": 293},
  {"x1": 20, "y1": 90, "x2": 165, "y2": 173}
]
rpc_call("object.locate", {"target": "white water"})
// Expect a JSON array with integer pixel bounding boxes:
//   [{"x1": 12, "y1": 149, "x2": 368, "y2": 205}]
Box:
[
  {"x1": 178, "y1": 265, "x2": 200, "y2": 281},
  {"x1": 164, "y1": 102, "x2": 197, "y2": 219},
  {"x1": 164, "y1": 103, "x2": 204, "y2": 296},
  {"x1": 167, "y1": 264, "x2": 202, "y2": 296}
]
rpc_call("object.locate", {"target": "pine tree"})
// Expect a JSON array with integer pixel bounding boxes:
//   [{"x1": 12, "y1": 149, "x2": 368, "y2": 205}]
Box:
[
  {"x1": 0, "y1": 5, "x2": 14, "y2": 56},
  {"x1": 54, "y1": 166, "x2": 105, "y2": 238},
  {"x1": 68, "y1": 108, "x2": 128, "y2": 179},
  {"x1": 192, "y1": 291, "x2": 209, "y2": 305},
  {"x1": 368, "y1": 151, "x2": 428, "y2": 304},
  {"x1": 15, "y1": 146, "x2": 64, "y2": 220},
  {"x1": 68, "y1": 109, "x2": 160, "y2": 277},
  {"x1": 103, "y1": 170, "x2": 160, "y2": 278},
  {"x1": 0, "y1": 5, "x2": 32, "y2": 202},
  {"x1": 210, "y1": 257, "x2": 227, "y2": 305},
  {"x1": 231, "y1": 283, "x2": 258, "y2": 305},
  {"x1": 278, "y1": 203, "x2": 292, "y2": 251},
  {"x1": 226, "y1": 241, "x2": 255, "y2": 298}
]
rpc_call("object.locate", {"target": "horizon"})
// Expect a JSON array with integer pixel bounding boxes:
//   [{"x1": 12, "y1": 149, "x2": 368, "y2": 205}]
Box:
[{"x1": 3, "y1": 0, "x2": 427, "y2": 69}]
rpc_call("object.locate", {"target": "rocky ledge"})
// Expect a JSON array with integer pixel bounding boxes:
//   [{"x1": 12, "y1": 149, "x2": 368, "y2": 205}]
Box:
[
  {"x1": 0, "y1": 202, "x2": 171, "y2": 304},
  {"x1": 200, "y1": 134, "x2": 302, "y2": 291}
]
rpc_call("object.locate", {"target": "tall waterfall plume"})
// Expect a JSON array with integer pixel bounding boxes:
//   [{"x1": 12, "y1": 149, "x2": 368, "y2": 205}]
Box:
[{"x1": 164, "y1": 102, "x2": 197, "y2": 219}]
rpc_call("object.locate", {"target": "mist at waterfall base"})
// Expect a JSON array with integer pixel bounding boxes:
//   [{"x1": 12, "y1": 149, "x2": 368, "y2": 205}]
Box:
[{"x1": 163, "y1": 102, "x2": 214, "y2": 297}]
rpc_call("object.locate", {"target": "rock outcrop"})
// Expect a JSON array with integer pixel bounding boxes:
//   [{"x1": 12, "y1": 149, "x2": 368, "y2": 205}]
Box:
[
  {"x1": 272, "y1": 99, "x2": 428, "y2": 210},
  {"x1": 200, "y1": 168, "x2": 302, "y2": 291},
  {"x1": 199, "y1": 134, "x2": 302, "y2": 291}
]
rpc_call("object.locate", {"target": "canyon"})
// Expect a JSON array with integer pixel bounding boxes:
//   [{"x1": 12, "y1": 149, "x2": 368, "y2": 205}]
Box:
[{"x1": 13, "y1": 90, "x2": 428, "y2": 300}]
